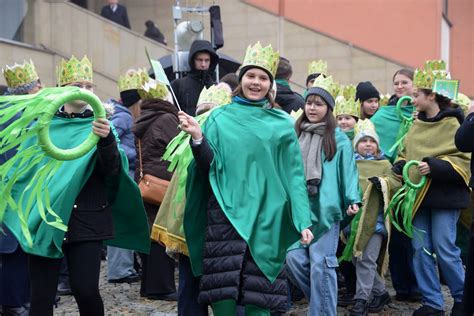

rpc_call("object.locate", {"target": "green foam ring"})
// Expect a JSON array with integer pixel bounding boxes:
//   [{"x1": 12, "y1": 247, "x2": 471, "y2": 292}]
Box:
[
  {"x1": 403, "y1": 160, "x2": 427, "y2": 190},
  {"x1": 396, "y1": 95, "x2": 414, "y2": 121},
  {"x1": 37, "y1": 89, "x2": 105, "y2": 161}
]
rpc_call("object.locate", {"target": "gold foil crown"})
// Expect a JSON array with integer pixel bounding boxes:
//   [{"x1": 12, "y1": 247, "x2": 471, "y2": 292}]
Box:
[
  {"x1": 2, "y1": 60, "x2": 39, "y2": 88},
  {"x1": 379, "y1": 94, "x2": 391, "y2": 106},
  {"x1": 241, "y1": 42, "x2": 280, "y2": 78},
  {"x1": 307, "y1": 60, "x2": 328, "y2": 76},
  {"x1": 57, "y1": 55, "x2": 93, "y2": 86},
  {"x1": 413, "y1": 60, "x2": 448, "y2": 90},
  {"x1": 311, "y1": 75, "x2": 340, "y2": 98},
  {"x1": 197, "y1": 85, "x2": 232, "y2": 107},
  {"x1": 335, "y1": 85, "x2": 360, "y2": 118},
  {"x1": 118, "y1": 69, "x2": 149, "y2": 92},
  {"x1": 138, "y1": 79, "x2": 169, "y2": 101}
]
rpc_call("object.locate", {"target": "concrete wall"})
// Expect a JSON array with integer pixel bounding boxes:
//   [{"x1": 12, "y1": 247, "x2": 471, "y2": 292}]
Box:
[{"x1": 92, "y1": 0, "x2": 403, "y2": 94}]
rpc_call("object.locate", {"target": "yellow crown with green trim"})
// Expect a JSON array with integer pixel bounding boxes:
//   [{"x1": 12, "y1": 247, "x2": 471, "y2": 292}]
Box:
[
  {"x1": 2, "y1": 60, "x2": 39, "y2": 89},
  {"x1": 413, "y1": 60, "x2": 448, "y2": 89},
  {"x1": 197, "y1": 85, "x2": 232, "y2": 107},
  {"x1": 311, "y1": 75, "x2": 340, "y2": 98},
  {"x1": 307, "y1": 60, "x2": 328, "y2": 76},
  {"x1": 118, "y1": 68, "x2": 149, "y2": 93},
  {"x1": 454, "y1": 93, "x2": 471, "y2": 114},
  {"x1": 57, "y1": 55, "x2": 93, "y2": 86},
  {"x1": 241, "y1": 42, "x2": 280, "y2": 78},
  {"x1": 334, "y1": 85, "x2": 360, "y2": 118},
  {"x1": 354, "y1": 118, "x2": 379, "y2": 147},
  {"x1": 379, "y1": 93, "x2": 391, "y2": 106},
  {"x1": 138, "y1": 78, "x2": 169, "y2": 101}
]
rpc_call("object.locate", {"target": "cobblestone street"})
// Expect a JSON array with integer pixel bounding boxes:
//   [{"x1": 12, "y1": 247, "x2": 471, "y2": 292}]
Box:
[{"x1": 54, "y1": 262, "x2": 454, "y2": 315}]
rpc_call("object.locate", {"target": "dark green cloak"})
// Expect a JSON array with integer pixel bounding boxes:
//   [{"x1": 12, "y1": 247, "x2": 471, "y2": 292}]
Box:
[
  {"x1": 183, "y1": 99, "x2": 312, "y2": 283},
  {"x1": 3, "y1": 115, "x2": 150, "y2": 258}
]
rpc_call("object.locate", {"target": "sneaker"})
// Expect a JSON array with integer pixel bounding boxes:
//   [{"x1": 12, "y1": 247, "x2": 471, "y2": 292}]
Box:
[
  {"x1": 57, "y1": 281, "x2": 72, "y2": 296},
  {"x1": 368, "y1": 291, "x2": 391, "y2": 313},
  {"x1": 412, "y1": 305, "x2": 445, "y2": 316},
  {"x1": 108, "y1": 274, "x2": 140, "y2": 284},
  {"x1": 349, "y1": 299, "x2": 368, "y2": 316}
]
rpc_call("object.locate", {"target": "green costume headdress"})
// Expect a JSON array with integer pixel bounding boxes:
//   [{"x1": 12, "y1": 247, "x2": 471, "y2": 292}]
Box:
[
  {"x1": 413, "y1": 60, "x2": 448, "y2": 90},
  {"x1": 197, "y1": 84, "x2": 232, "y2": 107},
  {"x1": 57, "y1": 55, "x2": 93, "y2": 86},
  {"x1": 240, "y1": 42, "x2": 280, "y2": 80},
  {"x1": 353, "y1": 119, "x2": 379, "y2": 149},
  {"x1": 138, "y1": 78, "x2": 169, "y2": 101},
  {"x1": 117, "y1": 68, "x2": 149, "y2": 92},
  {"x1": 307, "y1": 59, "x2": 328, "y2": 76},
  {"x1": 453, "y1": 93, "x2": 471, "y2": 114},
  {"x1": 334, "y1": 85, "x2": 360, "y2": 118},
  {"x1": 2, "y1": 60, "x2": 39, "y2": 89},
  {"x1": 379, "y1": 94, "x2": 391, "y2": 106}
]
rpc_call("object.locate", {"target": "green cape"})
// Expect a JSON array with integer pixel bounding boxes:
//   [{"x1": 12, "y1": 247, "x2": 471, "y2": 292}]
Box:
[
  {"x1": 183, "y1": 99, "x2": 312, "y2": 282},
  {"x1": 290, "y1": 129, "x2": 361, "y2": 248},
  {"x1": 371, "y1": 105, "x2": 414, "y2": 163},
  {"x1": 3, "y1": 115, "x2": 150, "y2": 258}
]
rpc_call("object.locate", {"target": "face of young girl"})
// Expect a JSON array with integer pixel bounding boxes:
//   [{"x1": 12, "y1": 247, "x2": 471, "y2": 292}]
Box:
[
  {"x1": 393, "y1": 73, "x2": 414, "y2": 98},
  {"x1": 412, "y1": 88, "x2": 433, "y2": 113},
  {"x1": 337, "y1": 115, "x2": 357, "y2": 131},
  {"x1": 241, "y1": 68, "x2": 271, "y2": 101},
  {"x1": 357, "y1": 137, "x2": 378, "y2": 156},
  {"x1": 362, "y1": 98, "x2": 379, "y2": 117},
  {"x1": 305, "y1": 96, "x2": 328, "y2": 123}
]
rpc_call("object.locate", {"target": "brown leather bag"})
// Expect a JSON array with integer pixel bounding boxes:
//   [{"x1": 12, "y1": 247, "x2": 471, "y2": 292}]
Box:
[{"x1": 137, "y1": 140, "x2": 169, "y2": 205}]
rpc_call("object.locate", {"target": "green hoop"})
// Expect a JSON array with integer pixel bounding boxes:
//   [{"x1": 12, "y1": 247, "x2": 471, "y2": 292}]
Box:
[
  {"x1": 37, "y1": 89, "x2": 105, "y2": 161},
  {"x1": 403, "y1": 160, "x2": 427, "y2": 190},
  {"x1": 396, "y1": 96, "x2": 414, "y2": 121}
]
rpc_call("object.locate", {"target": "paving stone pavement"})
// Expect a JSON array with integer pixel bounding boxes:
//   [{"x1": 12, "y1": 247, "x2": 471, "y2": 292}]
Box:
[{"x1": 54, "y1": 261, "x2": 454, "y2": 315}]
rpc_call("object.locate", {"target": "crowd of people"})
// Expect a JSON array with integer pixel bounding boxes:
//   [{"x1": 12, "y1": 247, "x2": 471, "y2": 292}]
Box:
[{"x1": 0, "y1": 37, "x2": 473, "y2": 316}]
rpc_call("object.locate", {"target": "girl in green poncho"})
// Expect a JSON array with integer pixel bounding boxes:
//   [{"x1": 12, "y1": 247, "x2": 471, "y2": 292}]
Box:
[
  {"x1": 177, "y1": 42, "x2": 314, "y2": 316},
  {"x1": 286, "y1": 75, "x2": 361, "y2": 316},
  {"x1": 391, "y1": 61, "x2": 470, "y2": 316}
]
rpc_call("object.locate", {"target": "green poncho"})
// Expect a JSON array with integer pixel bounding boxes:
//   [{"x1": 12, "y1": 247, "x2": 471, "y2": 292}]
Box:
[
  {"x1": 184, "y1": 98, "x2": 312, "y2": 282},
  {"x1": 371, "y1": 105, "x2": 414, "y2": 163},
  {"x1": 290, "y1": 129, "x2": 361, "y2": 247},
  {"x1": 2, "y1": 115, "x2": 150, "y2": 258}
]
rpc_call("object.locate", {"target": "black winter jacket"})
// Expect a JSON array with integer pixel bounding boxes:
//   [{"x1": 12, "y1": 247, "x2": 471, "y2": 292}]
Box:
[
  {"x1": 61, "y1": 111, "x2": 122, "y2": 243},
  {"x1": 455, "y1": 111, "x2": 474, "y2": 188},
  {"x1": 275, "y1": 82, "x2": 305, "y2": 114},
  {"x1": 393, "y1": 107, "x2": 470, "y2": 210},
  {"x1": 190, "y1": 138, "x2": 288, "y2": 311},
  {"x1": 170, "y1": 40, "x2": 219, "y2": 116}
]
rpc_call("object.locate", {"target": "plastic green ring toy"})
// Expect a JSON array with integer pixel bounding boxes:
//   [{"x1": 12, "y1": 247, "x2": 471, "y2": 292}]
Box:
[
  {"x1": 38, "y1": 89, "x2": 105, "y2": 161},
  {"x1": 396, "y1": 96, "x2": 414, "y2": 121},
  {"x1": 403, "y1": 160, "x2": 427, "y2": 190}
]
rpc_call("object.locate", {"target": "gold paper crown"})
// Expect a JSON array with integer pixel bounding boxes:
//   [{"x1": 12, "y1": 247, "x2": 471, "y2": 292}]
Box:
[
  {"x1": 118, "y1": 69, "x2": 149, "y2": 93},
  {"x1": 453, "y1": 93, "x2": 471, "y2": 114},
  {"x1": 307, "y1": 60, "x2": 328, "y2": 76},
  {"x1": 379, "y1": 93, "x2": 391, "y2": 106},
  {"x1": 311, "y1": 75, "x2": 340, "y2": 98},
  {"x1": 334, "y1": 85, "x2": 360, "y2": 118},
  {"x1": 241, "y1": 42, "x2": 280, "y2": 79},
  {"x1": 413, "y1": 60, "x2": 448, "y2": 90},
  {"x1": 197, "y1": 85, "x2": 232, "y2": 107},
  {"x1": 57, "y1": 55, "x2": 93, "y2": 86},
  {"x1": 138, "y1": 79, "x2": 169, "y2": 101},
  {"x1": 354, "y1": 118, "x2": 379, "y2": 146},
  {"x1": 2, "y1": 60, "x2": 39, "y2": 89}
]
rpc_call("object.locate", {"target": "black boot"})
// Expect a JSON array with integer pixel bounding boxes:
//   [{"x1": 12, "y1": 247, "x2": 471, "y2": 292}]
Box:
[
  {"x1": 451, "y1": 302, "x2": 464, "y2": 316},
  {"x1": 368, "y1": 291, "x2": 391, "y2": 313},
  {"x1": 338, "y1": 290, "x2": 355, "y2": 307},
  {"x1": 349, "y1": 299, "x2": 368, "y2": 316},
  {"x1": 412, "y1": 305, "x2": 445, "y2": 316}
]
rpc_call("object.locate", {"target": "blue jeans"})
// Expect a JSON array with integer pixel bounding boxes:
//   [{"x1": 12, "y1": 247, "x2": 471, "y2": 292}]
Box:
[
  {"x1": 286, "y1": 222, "x2": 339, "y2": 316},
  {"x1": 412, "y1": 208, "x2": 465, "y2": 310},
  {"x1": 107, "y1": 246, "x2": 137, "y2": 280}
]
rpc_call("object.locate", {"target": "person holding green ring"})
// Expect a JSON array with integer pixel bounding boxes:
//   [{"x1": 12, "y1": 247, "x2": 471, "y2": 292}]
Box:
[{"x1": 391, "y1": 60, "x2": 470, "y2": 316}]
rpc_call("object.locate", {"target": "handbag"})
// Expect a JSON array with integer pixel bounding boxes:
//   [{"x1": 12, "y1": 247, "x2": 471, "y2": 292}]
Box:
[{"x1": 137, "y1": 140, "x2": 170, "y2": 205}]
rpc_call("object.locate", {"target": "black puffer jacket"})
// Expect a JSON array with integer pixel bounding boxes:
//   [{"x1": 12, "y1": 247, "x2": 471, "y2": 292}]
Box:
[
  {"x1": 170, "y1": 40, "x2": 219, "y2": 116},
  {"x1": 191, "y1": 138, "x2": 288, "y2": 312},
  {"x1": 393, "y1": 107, "x2": 470, "y2": 210},
  {"x1": 61, "y1": 111, "x2": 121, "y2": 243},
  {"x1": 275, "y1": 81, "x2": 305, "y2": 114}
]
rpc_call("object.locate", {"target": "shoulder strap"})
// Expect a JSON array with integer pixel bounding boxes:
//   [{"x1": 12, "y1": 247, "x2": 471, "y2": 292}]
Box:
[{"x1": 138, "y1": 139, "x2": 144, "y2": 179}]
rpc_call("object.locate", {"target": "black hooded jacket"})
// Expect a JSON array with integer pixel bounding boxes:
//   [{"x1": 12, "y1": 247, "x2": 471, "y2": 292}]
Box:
[
  {"x1": 170, "y1": 40, "x2": 219, "y2": 116},
  {"x1": 275, "y1": 81, "x2": 305, "y2": 113}
]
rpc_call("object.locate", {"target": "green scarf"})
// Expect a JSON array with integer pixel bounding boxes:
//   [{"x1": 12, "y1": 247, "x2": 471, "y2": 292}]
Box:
[
  {"x1": 2, "y1": 115, "x2": 150, "y2": 258},
  {"x1": 371, "y1": 105, "x2": 415, "y2": 163},
  {"x1": 183, "y1": 99, "x2": 312, "y2": 282},
  {"x1": 344, "y1": 128, "x2": 355, "y2": 141}
]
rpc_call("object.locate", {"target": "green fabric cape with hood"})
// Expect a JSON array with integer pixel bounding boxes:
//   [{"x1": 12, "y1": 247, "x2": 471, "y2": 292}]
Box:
[
  {"x1": 183, "y1": 98, "x2": 312, "y2": 283},
  {"x1": 2, "y1": 115, "x2": 150, "y2": 258}
]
